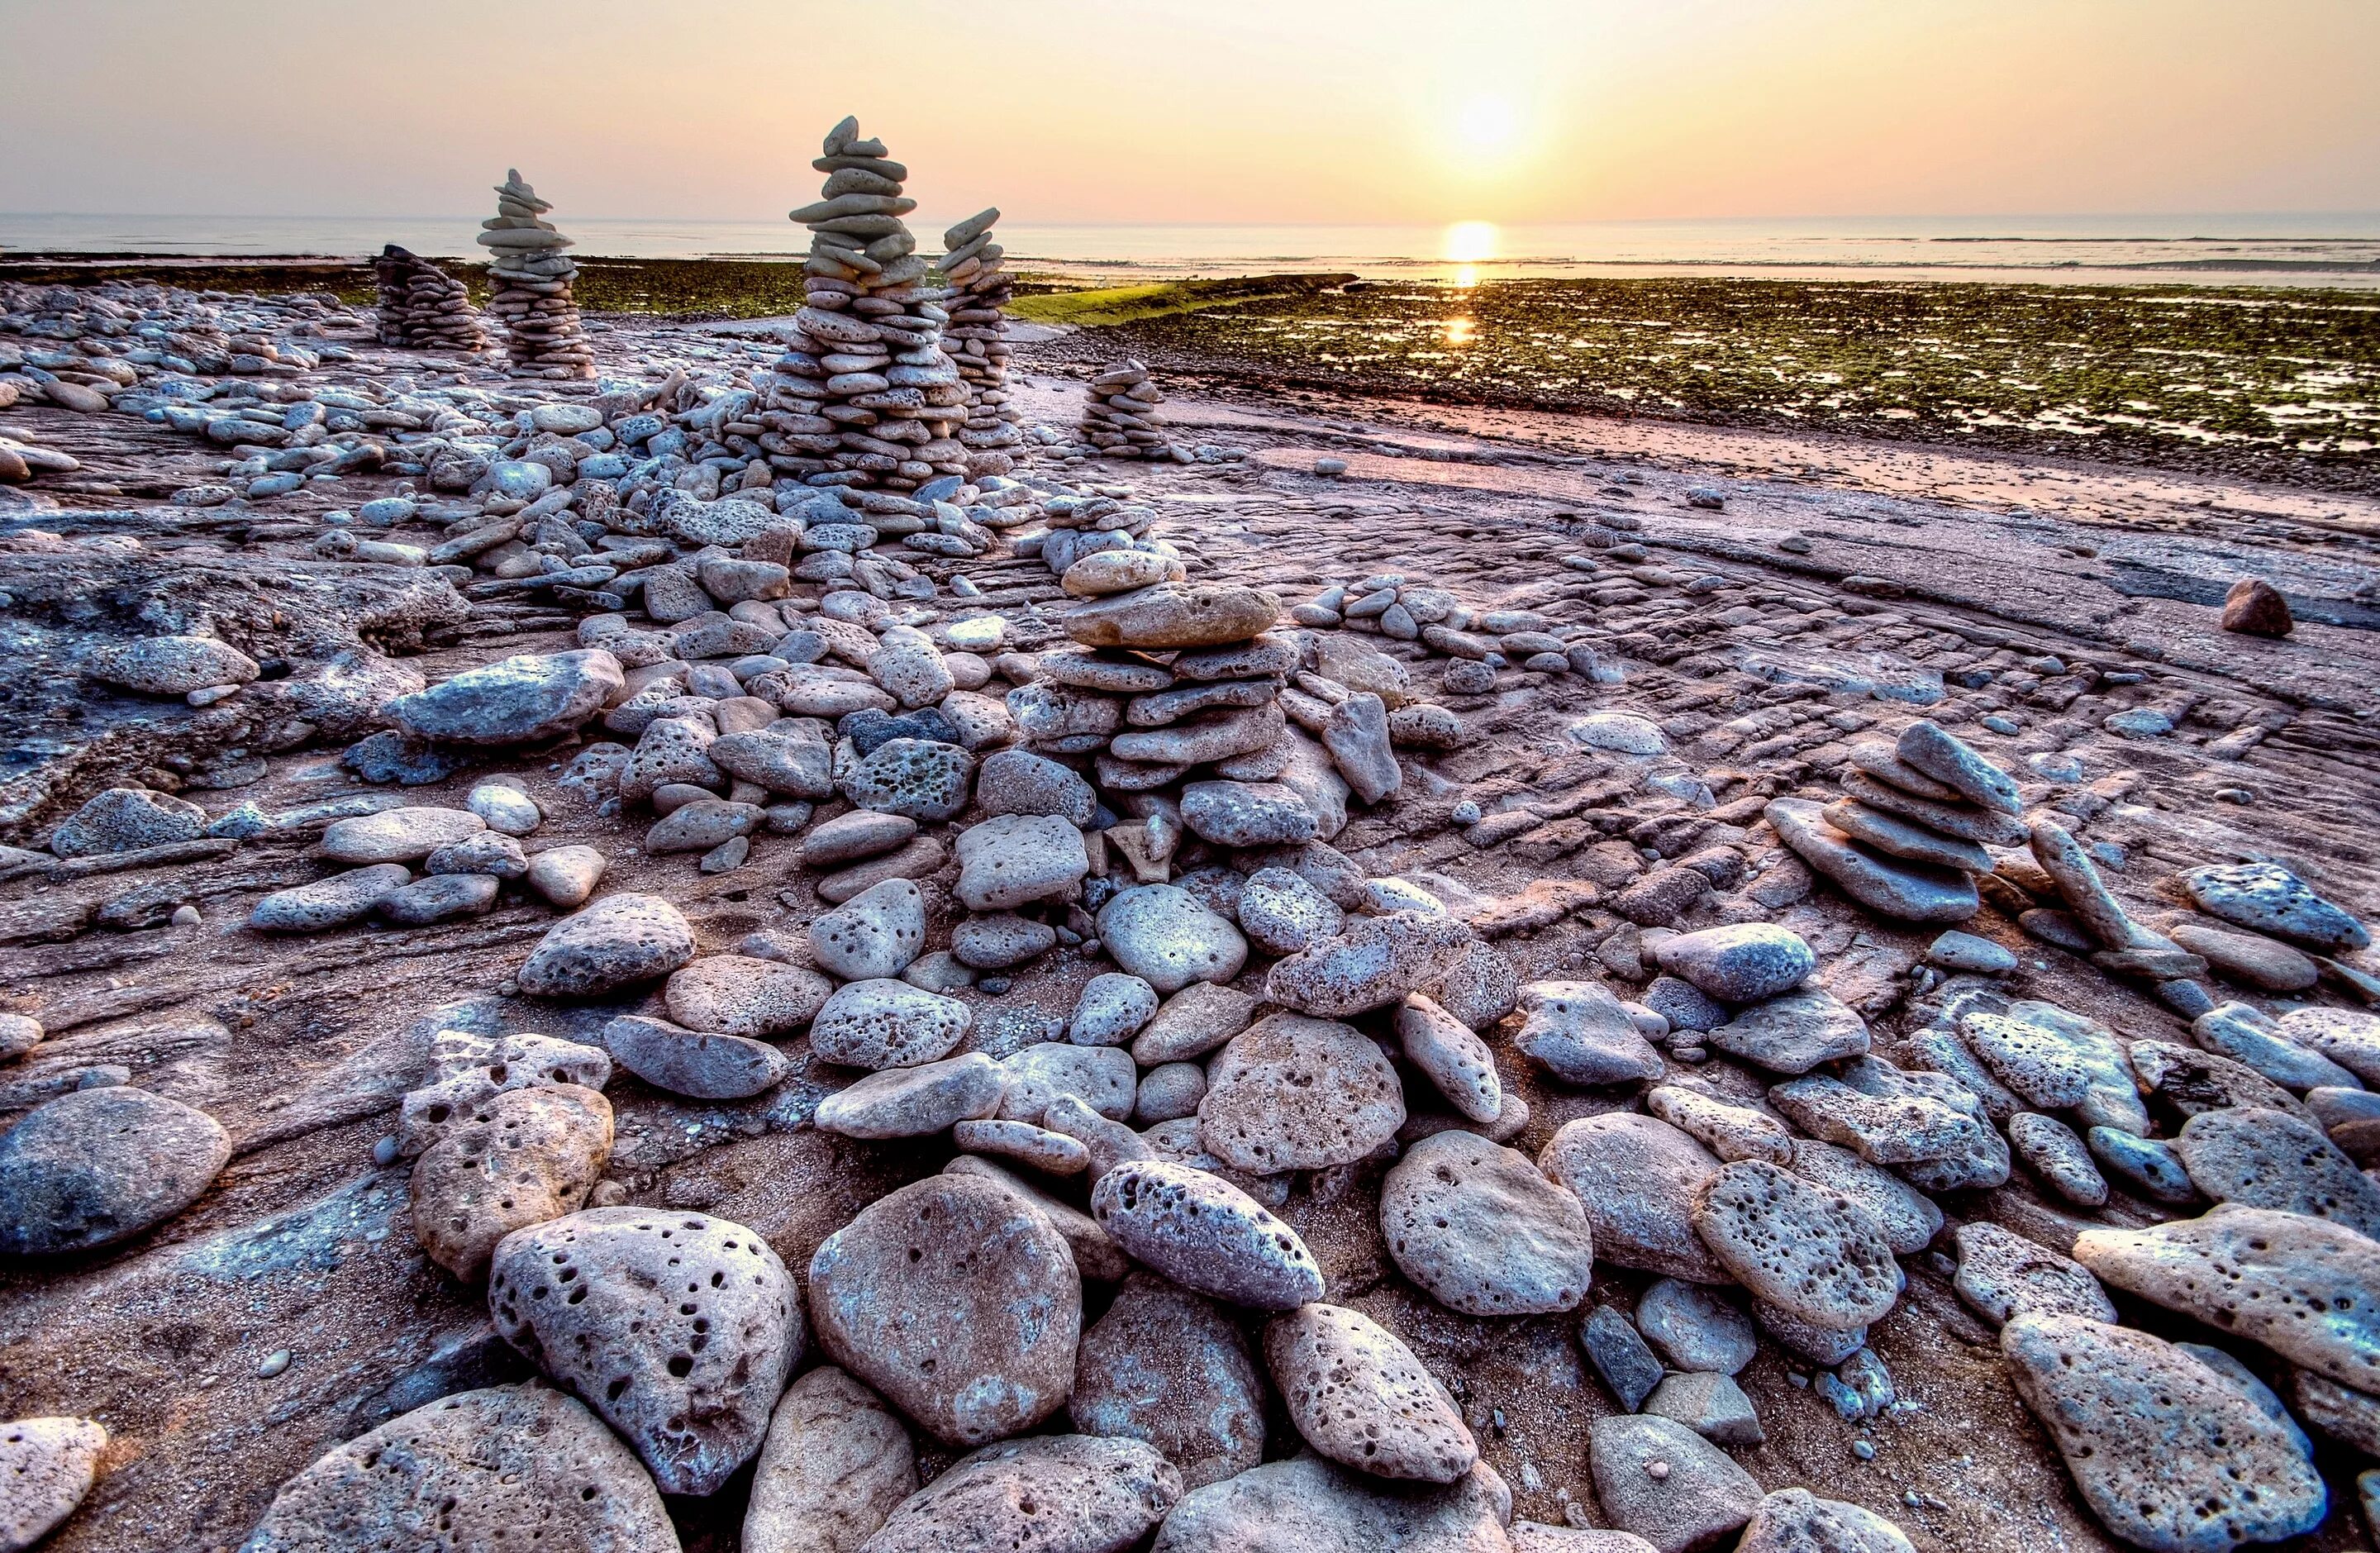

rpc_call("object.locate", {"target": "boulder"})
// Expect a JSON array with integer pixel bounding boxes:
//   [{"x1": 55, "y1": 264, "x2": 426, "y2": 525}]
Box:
[
  {"x1": 1088, "y1": 1160, "x2": 1325, "y2": 1309},
  {"x1": 516, "y1": 894, "x2": 696, "y2": 998},
  {"x1": 411, "y1": 1084, "x2": 612, "y2": 1281},
  {"x1": 1265, "y1": 1303, "x2": 1478, "y2": 1484},
  {"x1": 0, "y1": 1086, "x2": 230, "y2": 1255},
  {"x1": 388, "y1": 649, "x2": 625, "y2": 746},
  {"x1": 1381, "y1": 1130, "x2": 1596, "y2": 1316}
]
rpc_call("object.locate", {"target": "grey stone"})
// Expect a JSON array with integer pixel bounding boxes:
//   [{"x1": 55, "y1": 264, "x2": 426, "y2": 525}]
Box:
[
  {"x1": 2007, "y1": 1112, "x2": 2109, "y2": 1208},
  {"x1": 2192, "y1": 1003, "x2": 2357, "y2": 1093},
  {"x1": 1131, "y1": 982, "x2": 1257, "y2": 1065},
  {"x1": 0, "y1": 1417, "x2": 106, "y2": 1553},
  {"x1": 1735, "y1": 1489, "x2": 1916, "y2": 1553},
  {"x1": 2278, "y1": 1008, "x2": 2380, "y2": 1086},
  {"x1": 1199, "y1": 1012, "x2": 1404, "y2": 1172},
  {"x1": 1654, "y1": 925, "x2": 1814, "y2": 1003},
  {"x1": 1582, "y1": 1303, "x2": 1665, "y2": 1411},
  {"x1": 810, "y1": 878, "x2": 928, "y2": 979},
  {"x1": 1635, "y1": 1280, "x2": 1757, "y2": 1376},
  {"x1": 378, "y1": 872, "x2": 502, "y2": 925},
  {"x1": 1135, "y1": 1063, "x2": 1207, "y2": 1123},
  {"x1": 516, "y1": 894, "x2": 696, "y2": 998},
  {"x1": 2171, "y1": 923, "x2": 2320, "y2": 993},
  {"x1": 238, "y1": 1385, "x2": 676, "y2": 1553},
  {"x1": 49, "y1": 787, "x2": 207, "y2": 856},
  {"x1": 807, "y1": 1174, "x2": 1080, "y2": 1446},
  {"x1": 0, "y1": 1086, "x2": 230, "y2": 1255},
  {"x1": 1000, "y1": 1042, "x2": 1137, "y2": 1123},
  {"x1": 954, "y1": 813, "x2": 1089, "y2": 911},
  {"x1": 1088, "y1": 1160, "x2": 1324, "y2": 1309},
  {"x1": 2087, "y1": 1126, "x2": 2200, "y2": 1203},
  {"x1": 1783, "y1": 1138, "x2": 1942, "y2": 1255},
  {"x1": 1072, "y1": 1273, "x2": 1265, "y2": 1489},
  {"x1": 1513, "y1": 979, "x2": 1664, "y2": 1086},
  {"x1": 664, "y1": 955, "x2": 833, "y2": 1039},
  {"x1": 1097, "y1": 886, "x2": 1248, "y2": 994},
  {"x1": 1265, "y1": 1302, "x2": 1477, "y2": 1483},
  {"x1": 600, "y1": 1014, "x2": 787, "y2": 1099},
  {"x1": 426, "y1": 831, "x2": 529, "y2": 879},
  {"x1": 1690, "y1": 1160, "x2": 1902, "y2": 1328},
  {"x1": 2002, "y1": 1313, "x2": 2325, "y2": 1553},
  {"x1": 1540, "y1": 1113, "x2": 1727, "y2": 1282},
  {"x1": 1765, "y1": 798, "x2": 1979, "y2": 923},
  {"x1": 2176, "y1": 1105, "x2": 2380, "y2": 1238},
  {"x1": 1895, "y1": 720, "x2": 2021, "y2": 816},
  {"x1": 1266, "y1": 912, "x2": 1473, "y2": 1018},
  {"x1": 1070, "y1": 973, "x2": 1159, "y2": 1046},
  {"x1": 1382, "y1": 1130, "x2": 1596, "y2": 1315},
  {"x1": 815, "y1": 1055, "x2": 1007, "y2": 1137},
  {"x1": 861, "y1": 1434, "x2": 1179, "y2": 1553},
  {"x1": 843, "y1": 737, "x2": 974, "y2": 822},
  {"x1": 1952, "y1": 1221, "x2": 2114, "y2": 1327},
  {"x1": 1706, "y1": 988, "x2": 1869, "y2": 1075},
  {"x1": 88, "y1": 633, "x2": 259, "y2": 695},
  {"x1": 2182, "y1": 861, "x2": 2368, "y2": 952},
  {"x1": 1180, "y1": 781, "x2": 1317, "y2": 848},
  {"x1": 1150, "y1": 1456, "x2": 1509, "y2": 1553},
  {"x1": 1395, "y1": 994, "x2": 1500, "y2": 1122},
  {"x1": 1645, "y1": 1087, "x2": 1792, "y2": 1166},
  {"x1": 411, "y1": 1084, "x2": 612, "y2": 1281},
  {"x1": 977, "y1": 748, "x2": 1098, "y2": 825},
  {"x1": 488, "y1": 1208, "x2": 798, "y2": 1494},
  {"x1": 388, "y1": 649, "x2": 625, "y2": 746},
  {"x1": 1236, "y1": 867, "x2": 1346, "y2": 956},
  {"x1": 1644, "y1": 1370, "x2": 1763, "y2": 1447},
  {"x1": 1587, "y1": 1413, "x2": 1764, "y2": 1553},
  {"x1": 251, "y1": 862, "x2": 412, "y2": 931},
  {"x1": 1323, "y1": 693, "x2": 1401, "y2": 805}
]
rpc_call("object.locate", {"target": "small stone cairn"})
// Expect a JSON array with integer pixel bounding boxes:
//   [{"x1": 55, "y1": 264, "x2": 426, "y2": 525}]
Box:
[
  {"x1": 370, "y1": 246, "x2": 485, "y2": 355},
  {"x1": 1078, "y1": 360, "x2": 1178, "y2": 460},
  {"x1": 768, "y1": 117, "x2": 969, "y2": 493},
  {"x1": 936, "y1": 207, "x2": 1022, "y2": 471},
  {"x1": 478, "y1": 170, "x2": 594, "y2": 380},
  {"x1": 1765, "y1": 720, "x2": 2015, "y2": 928}
]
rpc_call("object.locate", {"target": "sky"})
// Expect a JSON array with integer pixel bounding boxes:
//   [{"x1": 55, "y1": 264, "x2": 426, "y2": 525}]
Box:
[{"x1": 2, "y1": 0, "x2": 2375, "y2": 228}]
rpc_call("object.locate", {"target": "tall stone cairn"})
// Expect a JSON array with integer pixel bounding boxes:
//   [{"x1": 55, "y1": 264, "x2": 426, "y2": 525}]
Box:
[
  {"x1": 1079, "y1": 359, "x2": 1176, "y2": 460},
  {"x1": 370, "y1": 245, "x2": 485, "y2": 355},
  {"x1": 937, "y1": 207, "x2": 1022, "y2": 474},
  {"x1": 765, "y1": 117, "x2": 969, "y2": 492},
  {"x1": 479, "y1": 169, "x2": 594, "y2": 380}
]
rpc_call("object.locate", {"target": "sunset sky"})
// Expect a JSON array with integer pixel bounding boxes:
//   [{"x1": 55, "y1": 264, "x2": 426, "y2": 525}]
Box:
[{"x1": 3, "y1": 0, "x2": 2376, "y2": 228}]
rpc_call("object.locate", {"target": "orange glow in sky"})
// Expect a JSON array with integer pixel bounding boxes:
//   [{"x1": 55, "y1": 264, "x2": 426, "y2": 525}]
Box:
[{"x1": 0, "y1": 0, "x2": 2374, "y2": 224}]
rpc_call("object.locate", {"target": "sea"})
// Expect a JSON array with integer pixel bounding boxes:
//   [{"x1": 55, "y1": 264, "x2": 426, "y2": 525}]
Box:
[{"x1": 5, "y1": 212, "x2": 2379, "y2": 289}]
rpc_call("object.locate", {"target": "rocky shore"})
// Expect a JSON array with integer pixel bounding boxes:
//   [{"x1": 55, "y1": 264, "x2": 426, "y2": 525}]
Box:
[{"x1": 2, "y1": 145, "x2": 2380, "y2": 1553}]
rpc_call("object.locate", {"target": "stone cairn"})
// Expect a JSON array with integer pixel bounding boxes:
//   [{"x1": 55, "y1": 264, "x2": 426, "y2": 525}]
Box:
[
  {"x1": 1078, "y1": 359, "x2": 1178, "y2": 460},
  {"x1": 369, "y1": 246, "x2": 485, "y2": 355},
  {"x1": 766, "y1": 117, "x2": 969, "y2": 492},
  {"x1": 479, "y1": 169, "x2": 594, "y2": 380},
  {"x1": 936, "y1": 207, "x2": 1022, "y2": 472}
]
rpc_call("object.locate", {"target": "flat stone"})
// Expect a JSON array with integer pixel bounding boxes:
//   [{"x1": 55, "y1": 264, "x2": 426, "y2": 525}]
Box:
[
  {"x1": 2281, "y1": 1008, "x2": 2380, "y2": 1086},
  {"x1": 326, "y1": 806, "x2": 492, "y2": 868},
  {"x1": 2170, "y1": 924, "x2": 2320, "y2": 993},
  {"x1": 1000, "y1": 1042, "x2": 1137, "y2": 1123},
  {"x1": 2002, "y1": 1313, "x2": 2325, "y2": 1553},
  {"x1": 1654, "y1": 925, "x2": 1815, "y2": 1003},
  {"x1": 251, "y1": 862, "x2": 412, "y2": 931},
  {"x1": 1896, "y1": 719, "x2": 2022, "y2": 816},
  {"x1": 977, "y1": 748, "x2": 1097, "y2": 825},
  {"x1": 1706, "y1": 988, "x2": 1869, "y2": 1075},
  {"x1": 2176, "y1": 1105, "x2": 2380, "y2": 1238},
  {"x1": 1265, "y1": 1302, "x2": 1478, "y2": 1484},
  {"x1": 1088, "y1": 1159, "x2": 1323, "y2": 1308},
  {"x1": 1644, "y1": 1370, "x2": 1764, "y2": 1447},
  {"x1": 1635, "y1": 1279, "x2": 1758, "y2": 1375},
  {"x1": 1768, "y1": 1066, "x2": 1997, "y2": 1170},
  {"x1": 1180, "y1": 780, "x2": 1316, "y2": 848},
  {"x1": 0, "y1": 1086, "x2": 230, "y2": 1255},
  {"x1": 48, "y1": 787, "x2": 207, "y2": 856},
  {"x1": 1236, "y1": 867, "x2": 1345, "y2": 956},
  {"x1": 1511, "y1": 1526, "x2": 1660, "y2": 1553},
  {"x1": 2134, "y1": 1036, "x2": 2310, "y2": 1126},
  {"x1": 1588, "y1": 1413, "x2": 1764, "y2": 1553},
  {"x1": 2182, "y1": 862, "x2": 2368, "y2": 951},
  {"x1": 2007, "y1": 1112, "x2": 2110, "y2": 1208},
  {"x1": 1647, "y1": 1087, "x2": 1792, "y2": 1165},
  {"x1": 810, "y1": 979, "x2": 971, "y2": 1069},
  {"x1": 2192, "y1": 1003, "x2": 2357, "y2": 1091},
  {"x1": 1322, "y1": 693, "x2": 1401, "y2": 805},
  {"x1": 1395, "y1": 993, "x2": 1500, "y2": 1122},
  {"x1": 1151, "y1": 1455, "x2": 1510, "y2": 1553},
  {"x1": 1131, "y1": 982, "x2": 1257, "y2": 1065},
  {"x1": 1540, "y1": 1113, "x2": 1728, "y2": 1282},
  {"x1": 411, "y1": 1084, "x2": 611, "y2": 1281},
  {"x1": 1690, "y1": 1160, "x2": 1902, "y2": 1327},
  {"x1": 807, "y1": 1174, "x2": 1080, "y2": 1446},
  {"x1": 1514, "y1": 979, "x2": 1665, "y2": 1085},
  {"x1": 516, "y1": 893, "x2": 695, "y2": 998},
  {"x1": 1927, "y1": 929, "x2": 2018, "y2": 974},
  {"x1": 1822, "y1": 799, "x2": 1993, "y2": 872},
  {"x1": 1069, "y1": 974, "x2": 1159, "y2": 1046},
  {"x1": 861, "y1": 1433, "x2": 1180, "y2": 1553},
  {"x1": 1582, "y1": 1303, "x2": 1667, "y2": 1411},
  {"x1": 808, "y1": 878, "x2": 927, "y2": 979},
  {"x1": 1953, "y1": 1220, "x2": 2115, "y2": 1327},
  {"x1": 1072, "y1": 1272, "x2": 1266, "y2": 1489},
  {"x1": 1765, "y1": 798, "x2": 1979, "y2": 923},
  {"x1": 1382, "y1": 1130, "x2": 1596, "y2": 1315},
  {"x1": 816, "y1": 1055, "x2": 1006, "y2": 1137},
  {"x1": 240, "y1": 1384, "x2": 676, "y2": 1553},
  {"x1": 1063, "y1": 582, "x2": 1280, "y2": 649},
  {"x1": 1736, "y1": 1490, "x2": 1916, "y2": 1553},
  {"x1": 0, "y1": 1417, "x2": 106, "y2": 1552},
  {"x1": 955, "y1": 813, "x2": 1090, "y2": 911},
  {"x1": 1097, "y1": 886, "x2": 1248, "y2": 994},
  {"x1": 1199, "y1": 1012, "x2": 1405, "y2": 1172},
  {"x1": 488, "y1": 1208, "x2": 798, "y2": 1494},
  {"x1": 2087, "y1": 1125, "x2": 2201, "y2": 1203},
  {"x1": 601, "y1": 1013, "x2": 787, "y2": 1099},
  {"x1": 388, "y1": 649, "x2": 625, "y2": 746},
  {"x1": 88, "y1": 634, "x2": 259, "y2": 695},
  {"x1": 664, "y1": 954, "x2": 832, "y2": 1039},
  {"x1": 843, "y1": 737, "x2": 974, "y2": 822},
  {"x1": 1787, "y1": 1138, "x2": 1942, "y2": 1255}
]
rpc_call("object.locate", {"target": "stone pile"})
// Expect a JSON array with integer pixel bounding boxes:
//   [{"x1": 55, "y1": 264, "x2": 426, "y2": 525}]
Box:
[
  {"x1": 764, "y1": 117, "x2": 968, "y2": 493},
  {"x1": 479, "y1": 170, "x2": 594, "y2": 380},
  {"x1": 370, "y1": 245, "x2": 487, "y2": 355},
  {"x1": 1295, "y1": 570, "x2": 1609, "y2": 687},
  {"x1": 1765, "y1": 719, "x2": 2007, "y2": 927},
  {"x1": 936, "y1": 207, "x2": 1023, "y2": 473},
  {"x1": 1078, "y1": 359, "x2": 1179, "y2": 460}
]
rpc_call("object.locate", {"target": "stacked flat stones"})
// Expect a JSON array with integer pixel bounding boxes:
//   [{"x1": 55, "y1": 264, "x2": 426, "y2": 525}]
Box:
[
  {"x1": 768, "y1": 117, "x2": 968, "y2": 493},
  {"x1": 479, "y1": 170, "x2": 594, "y2": 380},
  {"x1": 370, "y1": 245, "x2": 486, "y2": 355},
  {"x1": 1079, "y1": 360, "x2": 1178, "y2": 460},
  {"x1": 1765, "y1": 719, "x2": 2010, "y2": 927},
  {"x1": 937, "y1": 207, "x2": 1023, "y2": 473},
  {"x1": 1296, "y1": 572, "x2": 1592, "y2": 682}
]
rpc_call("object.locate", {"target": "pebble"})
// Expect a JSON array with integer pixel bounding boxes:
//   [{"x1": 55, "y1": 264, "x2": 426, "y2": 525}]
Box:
[
  {"x1": 663, "y1": 954, "x2": 832, "y2": 1039},
  {"x1": 1896, "y1": 719, "x2": 2022, "y2": 816},
  {"x1": 1382, "y1": 1130, "x2": 1596, "y2": 1315},
  {"x1": 241, "y1": 1385, "x2": 675, "y2": 1552},
  {"x1": 862, "y1": 1433, "x2": 1180, "y2": 1553},
  {"x1": 411, "y1": 1084, "x2": 612, "y2": 1281},
  {"x1": 1264, "y1": 1302, "x2": 1478, "y2": 1484},
  {"x1": 2181, "y1": 860, "x2": 2369, "y2": 952},
  {"x1": 815, "y1": 1055, "x2": 1006, "y2": 1138},
  {"x1": 1645, "y1": 1370, "x2": 1764, "y2": 1447},
  {"x1": 809, "y1": 878, "x2": 927, "y2": 979},
  {"x1": 600, "y1": 1013, "x2": 788, "y2": 1099},
  {"x1": 1653, "y1": 924, "x2": 1815, "y2": 1003},
  {"x1": 1540, "y1": 1114, "x2": 1727, "y2": 1282},
  {"x1": 526, "y1": 845, "x2": 608, "y2": 908},
  {"x1": 1131, "y1": 981, "x2": 1259, "y2": 1065},
  {"x1": 1581, "y1": 1303, "x2": 1667, "y2": 1412},
  {"x1": 1588, "y1": 1413, "x2": 1764, "y2": 1553},
  {"x1": 1180, "y1": 780, "x2": 1317, "y2": 848},
  {"x1": 1394, "y1": 993, "x2": 1502, "y2": 1122},
  {"x1": 2191, "y1": 1002, "x2": 2356, "y2": 1092},
  {"x1": 977, "y1": 747, "x2": 1098, "y2": 825},
  {"x1": 0, "y1": 1086, "x2": 230, "y2": 1255},
  {"x1": 807, "y1": 1173, "x2": 1080, "y2": 1446},
  {"x1": 2006, "y1": 1112, "x2": 2109, "y2": 1207},
  {"x1": 1645, "y1": 1086, "x2": 1794, "y2": 1165},
  {"x1": 2086, "y1": 1125, "x2": 2199, "y2": 1203},
  {"x1": 1088, "y1": 1160, "x2": 1325, "y2": 1309},
  {"x1": 0, "y1": 1417, "x2": 107, "y2": 1552},
  {"x1": 954, "y1": 812, "x2": 1091, "y2": 910},
  {"x1": 87, "y1": 634, "x2": 259, "y2": 696},
  {"x1": 1198, "y1": 1012, "x2": 1404, "y2": 1172},
  {"x1": 842, "y1": 737, "x2": 976, "y2": 822},
  {"x1": 1765, "y1": 798, "x2": 1980, "y2": 923},
  {"x1": 2002, "y1": 1312, "x2": 2324, "y2": 1551},
  {"x1": 1069, "y1": 972, "x2": 1159, "y2": 1046},
  {"x1": 2220, "y1": 577, "x2": 2294, "y2": 636},
  {"x1": 1135, "y1": 1062, "x2": 1207, "y2": 1122},
  {"x1": 1153, "y1": 1455, "x2": 1509, "y2": 1553},
  {"x1": 1925, "y1": 929, "x2": 2017, "y2": 974},
  {"x1": 1097, "y1": 885, "x2": 1249, "y2": 993},
  {"x1": 488, "y1": 1208, "x2": 798, "y2": 1494},
  {"x1": 1072, "y1": 1272, "x2": 1266, "y2": 1490},
  {"x1": 2170, "y1": 923, "x2": 2320, "y2": 993},
  {"x1": 1635, "y1": 1279, "x2": 1758, "y2": 1375},
  {"x1": 999, "y1": 1042, "x2": 1137, "y2": 1123},
  {"x1": 801, "y1": 808, "x2": 919, "y2": 869},
  {"x1": 516, "y1": 893, "x2": 696, "y2": 998},
  {"x1": 464, "y1": 781, "x2": 543, "y2": 836},
  {"x1": 378, "y1": 872, "x2": 502, "y2": 925}
]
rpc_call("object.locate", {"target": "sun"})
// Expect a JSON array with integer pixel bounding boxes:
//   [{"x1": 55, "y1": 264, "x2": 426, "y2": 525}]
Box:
[
  {"x1": 1443, "y1": 221, "x2": 1499, "y2": 264},
  {"x1": 1453, "y1": 95, "x2": 1521, "y2": 155}
]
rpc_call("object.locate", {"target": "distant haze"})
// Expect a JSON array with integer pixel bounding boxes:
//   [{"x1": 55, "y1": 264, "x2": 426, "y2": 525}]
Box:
[{"x1": 2, "y1": 0, "x2": 2375, "y2": 227}]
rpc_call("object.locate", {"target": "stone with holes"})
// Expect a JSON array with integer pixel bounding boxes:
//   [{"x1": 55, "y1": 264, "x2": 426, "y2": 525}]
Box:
[
  {"x1": 1265, "y1": 912, "x2": 1472, "y2": 1018},
  {"x1": 1951, "y1": 1221, "x2": 2115, "y2": 1327},
  {"x1": 861, "y1": 1433, "x2": 1180, "y2": 1553},
  {"x1": 412, "y1": 1084, "x2": 612, "y2": 1282},
  {"x1": 809, "y1": 979, "x2": 971, "y2": 1070},
  {"x1": 516, "y1": 893, "x2": 696, "y2": 999},
  {"x1": 1197, "y1": 1012, "x2": 1405, "y2": 1173},
  {"x1": 237, "y1": 1384, "x2": 676, "y2": 1553},
  {"x1": 664, "y1": 955, "x2": 833, "y2": 1039},
  {"x1": 1380, "y1": 1130, "x2": 1596, "y2": 1316},
  {"x1": 1151, "y1": 1455, "x2": 1510, "y2": 1553},
  {"x1": 1264, "y1": 1302, "x2": 1477, "y2": 1484},
  {"x1": 1097, "y1": 885, "x2": 1249, "y2": 994},
  {"x1": 1072, "y1": 1272, "x2": 1266, "y2": 1489},
  {"x1": 487, "y1": 1208, "x2": 800, "y2": 1494},
  {"x1": 1088, "y1": 1160, "x2": 1323, "y2": 1309},
  {"x1": 0, "y1": 1416, "x2": 105, "y2": 1552},
  {"x1": 807, "y1": 1173, "x2": 1080, "y2": 1446},
  {"x1": 2175, "y1": 1106, "x2": 2380, "y2": 1240},
  {"x1": 1689, "y1": 1160, "x2": 1902, "y2": 1328},
  {"x1": 1737, "y1": 1489, "x2": 1916, "y2": 1553}
]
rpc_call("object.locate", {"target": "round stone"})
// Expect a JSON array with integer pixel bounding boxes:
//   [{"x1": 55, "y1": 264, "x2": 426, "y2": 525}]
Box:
[
  {"x1": 1069, "y1": 973, "x2": 1159, "y2": 1046},
  {"x1": 861, "y1": 1434, "x2": 1180, "y2": 1553},
  {"x1": 1539, "y1": 1113, "x2": 1727, "y2": 1283},
  {"x1": 516, "y1": 894, "x2": 696, "y2": 998},
  {"x1": 1199, "y1": 1012, "x2": 1405, "y2": 1173},
  {"x1": 1689, "y1": 1160, "x2": 1904, "y2": 1328},
  {"x1": 1264, "y1": 1303, "x2": 1477, "y2": 1484},
  {"x1": 1653, "y1": 924, "x2": 1816, "y2": 1003},
  {"x1": 1096, "y1": 885, "x2": 1248, "y2": 994},
  {"x1": 808, "y1": 878, "x2": 929, "y2": 979},
  {"x1": 0, "y1": 1087, "x2": 231, "y2": 1255},
  {"x1": 1089, "y1": 1160, "x2": 1325, "y2": 1311},
  {"x1": 663, "y1": 955, "x2": 834, "y2": 1039},
  {"x1": 809, "y1": 980, "x2": 972, "y2": 1070}
]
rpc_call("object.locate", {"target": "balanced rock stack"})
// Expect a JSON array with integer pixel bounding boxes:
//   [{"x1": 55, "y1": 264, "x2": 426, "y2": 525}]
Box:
[
  {"x1": 1766, "y1": 720, "x2": 2014, "y2": 927},
  {"x1": 1079, "y1": 360, "x2": 1178, "y2": 460},
  {"x1": 937, "y1": 207, "x2": 1023, "y2": 472},
  {"x1": 768, "y1": 117, "x2": 969, "y2": 493},
  {"x1": 370, "y1": 245, "x2": 486, "y2": 355},
  {"x1": 478, "y1": 169, "x2": 595, "y2": 380}
]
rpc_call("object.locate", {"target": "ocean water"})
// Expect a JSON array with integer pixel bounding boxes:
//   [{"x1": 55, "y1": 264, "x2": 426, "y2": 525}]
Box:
[{"x1": 6, "y1": 212, "x2": 2380, "y2": 288}]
